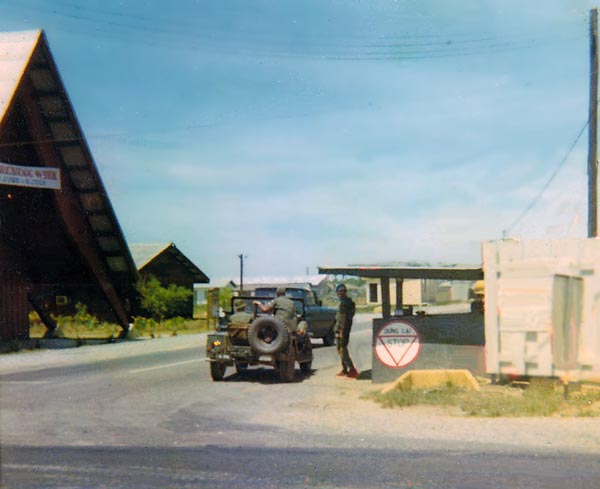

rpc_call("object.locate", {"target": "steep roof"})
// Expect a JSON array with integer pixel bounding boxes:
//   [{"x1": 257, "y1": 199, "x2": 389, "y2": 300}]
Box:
[
  {"x1": 129, "y1": 243, "x2": 172, "y2": 270},
  {"x1": 0, "y1": 29, "x2": 138, "y2": 326},
  {"x1": 130, "y1": 242, "x2": 209, "y2": 285},
  {"x1": 0, "y1": 30, "x2": 39, "y2": 123}
]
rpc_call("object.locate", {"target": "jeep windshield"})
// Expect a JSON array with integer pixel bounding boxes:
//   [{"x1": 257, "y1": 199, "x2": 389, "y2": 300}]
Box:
[
  {"x1": 253, "y1": 287, "x2": 316, "y2": 305},
  {"x1": 252, "y1": 288, "x2": 309, "y2": 315}
]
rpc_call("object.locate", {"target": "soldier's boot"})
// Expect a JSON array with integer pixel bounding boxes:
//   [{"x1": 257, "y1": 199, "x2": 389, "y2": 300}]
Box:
[{"x1": 345, "y1": 368, "x2": 359, "y2": 379}]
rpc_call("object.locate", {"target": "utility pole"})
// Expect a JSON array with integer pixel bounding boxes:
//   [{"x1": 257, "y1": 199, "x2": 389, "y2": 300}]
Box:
[
  {"x1": 589, "y1": 8, "x2": 598, "y2": 237},
  {"x1": 238, "y1": 254, "x2": 245, "y2": 292}
]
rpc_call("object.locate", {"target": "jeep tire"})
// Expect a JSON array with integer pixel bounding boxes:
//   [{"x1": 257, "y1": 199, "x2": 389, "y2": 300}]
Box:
[
  {"x1": 278, "y1": 349, "x2": 295, "y2": 383},
  {"x1": 300, "y1": 360, "x2": 312, "y2": 375},
  {"x1": 210, "y1": 362, "x2": 226, "y2": 381},
  {"x1": 248, "y1": 316, "x2": 290, "y2": 355}
]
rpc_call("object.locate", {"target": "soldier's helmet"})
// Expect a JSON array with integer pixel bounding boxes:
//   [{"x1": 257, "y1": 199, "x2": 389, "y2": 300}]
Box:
[
  {"x1": 276, "y1": 287, "x2": 286, "y2": 295},
  {"x1": 234, "y1": 300, "x2": 246, "y2": 311}
]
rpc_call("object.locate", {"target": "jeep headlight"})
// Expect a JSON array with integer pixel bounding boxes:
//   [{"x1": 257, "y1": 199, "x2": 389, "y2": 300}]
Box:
[{"x1": 207, "y1": 340, "x2": 221, "y2": 352}]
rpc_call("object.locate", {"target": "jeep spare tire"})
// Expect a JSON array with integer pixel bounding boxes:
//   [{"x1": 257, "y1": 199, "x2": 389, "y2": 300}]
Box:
[{"x1": 248, "y1": 316, "x2": 290, "y2": 354}]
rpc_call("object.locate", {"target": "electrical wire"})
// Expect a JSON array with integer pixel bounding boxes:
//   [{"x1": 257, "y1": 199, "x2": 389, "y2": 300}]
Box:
[
  {"x1": 504, "y1": 118, "x2": 591, "y2": 235},
  {"x1": 1, "y1": 0, "x2": 585, "y2": 61}
]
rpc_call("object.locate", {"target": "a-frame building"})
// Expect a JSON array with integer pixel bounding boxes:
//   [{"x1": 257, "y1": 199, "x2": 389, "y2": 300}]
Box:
[{"x1": 0, "y1": 30, "x2": 138, "y2": 340}]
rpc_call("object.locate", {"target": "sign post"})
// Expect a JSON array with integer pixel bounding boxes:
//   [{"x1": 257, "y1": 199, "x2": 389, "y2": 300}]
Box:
[{"x1": 206, "y1": 288, "x2": 220, "y2": 329}]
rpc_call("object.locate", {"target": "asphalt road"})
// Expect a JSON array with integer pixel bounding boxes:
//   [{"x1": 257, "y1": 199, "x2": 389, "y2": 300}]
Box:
[{"x1": 1, "y1": 314, "x2": 600, "y2": 488}]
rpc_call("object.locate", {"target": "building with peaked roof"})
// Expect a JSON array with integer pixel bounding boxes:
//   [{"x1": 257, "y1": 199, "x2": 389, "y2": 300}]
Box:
[
  {"x1": 0, "y1": 30, "x2": 138, "y2": 340},
  {"x1": 130, "y1": 243, "x2": 209, "y2": 318},
  {"x1": 129, "y1": 243, "x2": 209, "y2": 289}
]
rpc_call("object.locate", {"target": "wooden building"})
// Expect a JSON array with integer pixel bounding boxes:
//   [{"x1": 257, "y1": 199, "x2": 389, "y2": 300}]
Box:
[
  {"x1": 130, "y1": 243, "x2": 209, "y2": 318},
  {"x1": 129, "y1": 243, "x2": 209, "y2": 289},
  {"x1": 0, "y1": 30, "x2": 138, "y2": 340}
]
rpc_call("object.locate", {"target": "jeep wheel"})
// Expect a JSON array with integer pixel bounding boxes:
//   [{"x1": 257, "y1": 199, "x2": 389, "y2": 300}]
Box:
[
  {"x1": 248, "y1": 316, "x2": 290, "y2": 355},
  {"x1": 278, "y1": 350, "x2": 295, "y2": 383},
  {"x1": 210, "y1": 362, "x2": 226, "y2": 381},
  {"x1": 323, "y1": 328, "x2": 336, "y2": 346},
  {"x1": 235, "y1": 362, "x2": 248, "y2": 373},
  {"x1": 300, "y1": 360, "x2": 312, "y2": 375}
]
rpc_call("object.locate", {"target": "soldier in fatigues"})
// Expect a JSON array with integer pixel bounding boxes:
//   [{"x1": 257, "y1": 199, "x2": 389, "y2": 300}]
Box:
[
  {"x1": 335, "y1": 283, "x2": 358, "y2": 379},
  {"x1": 230, "y1": 300, "x2": 253, "y2": 324},
  {"x1": 255, "y1": 287, "x2": 299, "y2": 331}
]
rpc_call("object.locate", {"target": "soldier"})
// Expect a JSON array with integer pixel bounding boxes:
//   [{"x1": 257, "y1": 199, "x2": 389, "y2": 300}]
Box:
[
  {"x1": 335, "y1": 283, "x2": 358, "y2": 379},
  {"x1": 254, "y1": 287, "x2": 306, "y2": 334},
  {"x1": 254, "y1": 287, "x2": 298, "y2": 331},
  {"x1": 230, "y1": 300, "x2": 253, "y2": 324}
]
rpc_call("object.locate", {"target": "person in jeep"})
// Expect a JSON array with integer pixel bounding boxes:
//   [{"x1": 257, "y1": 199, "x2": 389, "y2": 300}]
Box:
[
  {"x1": 254, "y1": 287, "x2": 297, "y2": 331},
  {"x1": 230, "y1": 300, "x2": 253, "y2": 324}
]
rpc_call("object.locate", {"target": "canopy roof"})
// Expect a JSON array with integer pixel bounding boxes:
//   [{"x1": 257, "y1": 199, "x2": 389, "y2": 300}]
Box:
[{"x1": 318, "y1": 266, "x2": 483, "y2": 281}]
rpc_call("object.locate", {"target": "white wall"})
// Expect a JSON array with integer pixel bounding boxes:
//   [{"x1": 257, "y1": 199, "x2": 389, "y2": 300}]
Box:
[{"x1": 483, "y1": 238, "x2": 600, "y2": 380}]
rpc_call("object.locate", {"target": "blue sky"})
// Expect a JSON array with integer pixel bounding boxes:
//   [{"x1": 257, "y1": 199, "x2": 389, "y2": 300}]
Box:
[{"x1": 1, "y1": 0, "x2": 598, "y2": 279}]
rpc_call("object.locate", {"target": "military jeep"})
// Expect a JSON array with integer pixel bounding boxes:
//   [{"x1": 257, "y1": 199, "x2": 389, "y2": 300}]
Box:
[{"x1": 206, "y1": 295, "x2": 313, "y2": 382}]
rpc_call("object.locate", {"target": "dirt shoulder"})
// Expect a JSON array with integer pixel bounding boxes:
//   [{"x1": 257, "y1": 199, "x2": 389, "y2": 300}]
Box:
[{"x1": 250, "y1": 362, "x2": 600, "y2": 454}]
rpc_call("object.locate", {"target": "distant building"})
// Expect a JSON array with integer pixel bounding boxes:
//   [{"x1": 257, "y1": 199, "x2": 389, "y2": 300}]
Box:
[
  {"x1": 194, "y1": 279, "x2": 236, "y2": 306},
  {"x1": 320, "y1": 264, "x2": 482, "y2": 318},
  {"x1": 130, "y1": 243, "x2": 209, "y2": 317},
  {"x1": 130, "y1": 243, "x2": 209, "y2": 289},
  {"x1": 0, "y1": 30, "x2": 138, "y2": 340}
]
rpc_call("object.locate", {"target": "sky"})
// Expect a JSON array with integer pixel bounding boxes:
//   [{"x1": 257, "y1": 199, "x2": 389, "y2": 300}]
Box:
[{"x1": 0, "y1": 0, "x2": 599, "y2": 280}]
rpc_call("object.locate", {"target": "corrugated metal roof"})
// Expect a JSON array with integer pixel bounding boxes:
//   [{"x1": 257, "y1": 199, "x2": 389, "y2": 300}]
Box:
[
  {"x1": 243, "y1": 275, "x2": 328, "y2": 286},
  {"x1": 0, "y1": 30, "x2": 40, "y2": 124}
]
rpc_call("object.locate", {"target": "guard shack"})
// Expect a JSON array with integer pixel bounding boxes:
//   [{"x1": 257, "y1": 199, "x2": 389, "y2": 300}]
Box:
[{"x1": 319, "y1": 266, "x2": 484, "y2": 383}]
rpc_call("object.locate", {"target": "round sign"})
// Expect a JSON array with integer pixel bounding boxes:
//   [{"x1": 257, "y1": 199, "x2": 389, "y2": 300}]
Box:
[{"x1": 374, "y1": 320, "x2": 421, "y2": 368}]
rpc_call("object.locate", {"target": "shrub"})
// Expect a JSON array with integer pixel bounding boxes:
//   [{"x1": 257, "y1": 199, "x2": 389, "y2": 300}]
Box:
[
  {"x1": 51, "y1": 303, "x2": 121, "y2": 339},
  {"x1": 137, "y1": 275, "x2": 193, "y2": 320}
]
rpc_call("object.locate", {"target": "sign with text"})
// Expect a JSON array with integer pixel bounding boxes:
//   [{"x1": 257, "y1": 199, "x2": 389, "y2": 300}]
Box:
[
  {"x1": 374, "y1": 320, "x2": 421, "y2": 368},
  {"x1": 0, "y1": 162, "x2": 61, "y2": 190}
]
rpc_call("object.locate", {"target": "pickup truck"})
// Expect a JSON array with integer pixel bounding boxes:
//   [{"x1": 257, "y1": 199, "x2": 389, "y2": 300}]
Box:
[{"x1": 252, "y1": 283, "x2": 337, "y2": 346}]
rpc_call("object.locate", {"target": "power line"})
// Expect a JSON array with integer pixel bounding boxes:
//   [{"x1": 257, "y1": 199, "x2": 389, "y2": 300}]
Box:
[
  {"x1": 3, "y1": 0, "x2": 586, "y2": 61},
  {"x1": 504, "y1": 118, "x2": 590, "y2": 235}
]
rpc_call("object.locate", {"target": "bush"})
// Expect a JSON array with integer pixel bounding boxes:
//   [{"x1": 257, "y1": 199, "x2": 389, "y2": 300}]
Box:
[
  {"x1": 137, "y1": 275, "x2": 193, "y2": 320},
  {"x1": 51, "y1": 303, "x2": 122, "y2": 339}
]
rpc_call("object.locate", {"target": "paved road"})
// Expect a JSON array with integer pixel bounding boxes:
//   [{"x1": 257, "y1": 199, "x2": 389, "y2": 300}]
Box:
[{"x1": 1, "y1": 314, "x2": 600, "y2": 488}]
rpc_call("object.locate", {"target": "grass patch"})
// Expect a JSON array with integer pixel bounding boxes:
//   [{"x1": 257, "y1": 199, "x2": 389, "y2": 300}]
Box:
[
  {"x1": 29, "y1": 304, "x2": 213, "y2": 340},
  {"x1": 128, "y1": 316, "x2": 211, "y2": 338},
  {"x1": 29, "y1": 306, "x2": 122, "y2": 339},
  {"x1": 367, "y1": 383, "x2": 600, "y2": 417}
]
